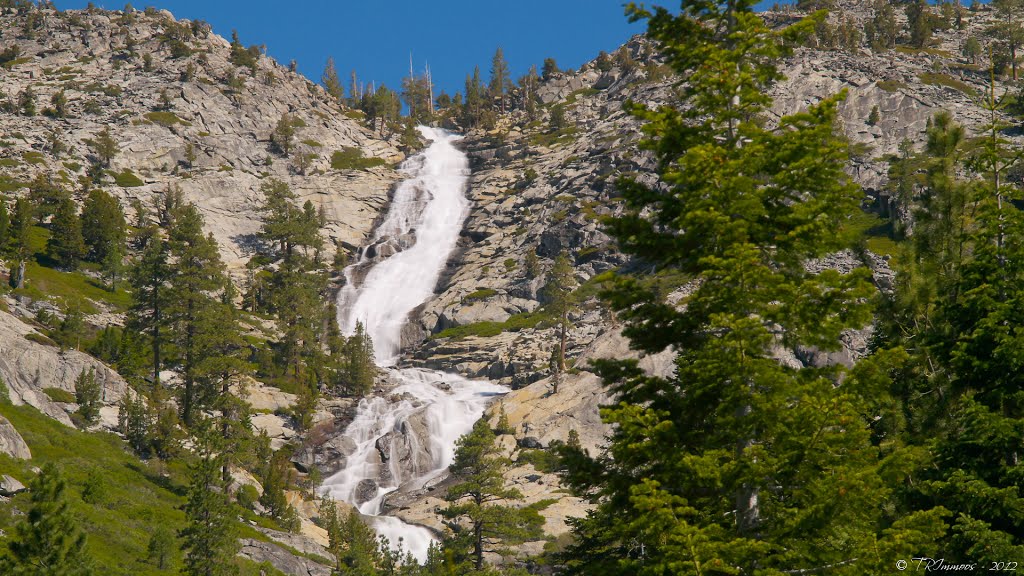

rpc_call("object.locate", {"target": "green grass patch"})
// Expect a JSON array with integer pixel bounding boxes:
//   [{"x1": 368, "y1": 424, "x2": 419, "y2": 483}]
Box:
[
  {"x1": 529, "y1": 126, "x2": 578, "y2": 148},
  {"x1": 503, "y1": 258, "x2": 517, "y2": 271},
  {"x1": 895, "y1": 46, "x2": 954, "y2": 58},
  {"x1": 0, "y1": 157, "x2": 20, "y2": 167},
  {"x1": 343, "y1": 109, "x2": 365, "y2": 120},
  {"x1": 25, "y1": 332, "x2": 59, "y2": 347},
  {"x1": 144, "y1": 111, "x2": 191, "y2": 127},
  {"x1": 301, "y1": 139, "x2": 322, "y2": 148},
  {"x1": 462, "y1": 288, "x2": 498, "y2": 303},
  {"x1": 42, "y1": 387, "x2": 76, "y2": 403},
  {"x1": 432, "y1": 310, "x2": 553, "y2": 341},
  {"x1": 563, "y1": 87, "x2": 600, "y2": 106},
  {"x1": 0, "y1": 175, "x2": 28, "y2": 192},
  {"x1": 1, "y1": 56, "x2": 32, "y2": 69},
  {"x1": 63, "y1": 161, "x2": 83, "y2": 172},
  {"x1": 112, "y1": 169, "x2": 145, "y2": 187},
  {"x1": 918, "y1": 72, "x2": 975, "y2": 96},
  {"x1": 876, "y1": 79, "x2": 908, "y2": 92},
  {"x1": 22, "y1": 150, "x2": 46, "y2": 165},
  {"x1": 330, "y1": 147, "x2": 386, "y2": 171}
]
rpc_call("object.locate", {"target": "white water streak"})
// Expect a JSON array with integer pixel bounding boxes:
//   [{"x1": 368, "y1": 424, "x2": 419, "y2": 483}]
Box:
[{"x1": 320, "y1": 127, "x2": 507, "y2": 563}]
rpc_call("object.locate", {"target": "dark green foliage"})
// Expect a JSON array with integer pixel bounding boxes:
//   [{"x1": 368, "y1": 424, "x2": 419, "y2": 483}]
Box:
[
  {"x1": 330, "y1": 147, "x2": 386, "y2": 171},
  {"x1": 74, "y1": 368, "x2": 101, "y2": 425},
  {"x1": 906, "y1": 0, "x2": 934, "y2": 48},
  {"x1": 337, "y1": 320, "x2": 377, "y2": 396},
  {"x1": 489, "y1": 47, "x2": 512, "y2": 113},
  {"x1": 865, "y1": 0, "x2": 898, "y2": 51},
  {"x1": 17, "y1": 86, "x2": 35, "y2": 116},
  {"x1": 0, "y1": 463, "x2": 94, "y2": 576},
  {"x1": 89, "y1": 126, "x2": 118, "y2": 167},
  {"x1": 49, "y1": 89, "x2": 68, "y2": 118},
  {"x1": 181, "y1": 424, "x2": 239, "y2": 576},
  {"x1": 258, "y1": 452, "x2": 300, "y2": 532},
  {"x1": 542, "y1": 250, "x2": 575, "y2": 372},
  {"x1": 117, "y1": 390, "x2": 150, "y2": 456},
  {"x1": 0, "y1": 197, "x2": 9, "y2": 251},
  {"x1": 271, "y1": 113, "x2": 301, "y2": 156},
  {"x1": 442, "y1": 419, "x2": 544, "y2": 570},
  {"x1": 47, "y1": 196, "x2": 86, "y2": 270},
  {"x1": 541, "y1": 57, "x2": 559, "y2": 81},
  {"x1": 126, "y1": 226, "x2": 171, "y2": 385},
  {"x1": 987, "y1": 0, "x2": 1024, "y2": 79},
  {"x1": 322, "y1": 56, "x2": 343, "y2": 102},
  {"x1": 554, "y1": 3, "x2": 911, "y2": 574},
  {"x1": 228, "y1": 29, "x2": 260, "y2": 71},
  {"x1": 867, "y1": 104, "x2": 880, "y2": 126},
  {"x1": 146, "y1": 526, "x2": 176, "y2": 569}
]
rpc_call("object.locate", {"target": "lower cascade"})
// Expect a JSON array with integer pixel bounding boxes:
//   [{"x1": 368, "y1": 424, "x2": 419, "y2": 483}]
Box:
[{"x1": 319, "y1": 127, "x2": 507, "y2": 562}]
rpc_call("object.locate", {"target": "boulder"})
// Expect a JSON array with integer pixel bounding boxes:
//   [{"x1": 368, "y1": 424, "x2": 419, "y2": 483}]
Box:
[
  {"x1": 237, "y1": 538, "x2": 331, "y2": 576},
  {"x1": 0, "y1": 474, "x2": 26, "y2": 496},
  {"x1": 0, "y1": 416, "x2": 31, "y2": 460}
]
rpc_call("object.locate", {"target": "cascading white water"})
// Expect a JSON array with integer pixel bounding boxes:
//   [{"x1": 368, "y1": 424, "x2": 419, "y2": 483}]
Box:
[
  {"x1": 336, "y1": 126, "x2": 472, "y2": 366},
  {"x1": 320, "y1": 127, "x2": 507, "y2": 563}
]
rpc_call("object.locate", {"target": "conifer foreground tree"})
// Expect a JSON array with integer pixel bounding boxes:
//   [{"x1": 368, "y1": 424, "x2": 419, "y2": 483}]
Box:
[
  {"x1": 0, "y1": 463, "x2": 94, "y2": 576},
  {"x1": 442, "y1": 419, "x2": 543, "y2": 570},
  {"x1": 556, "y1": 2, "x2": 929, "y2": 574}
]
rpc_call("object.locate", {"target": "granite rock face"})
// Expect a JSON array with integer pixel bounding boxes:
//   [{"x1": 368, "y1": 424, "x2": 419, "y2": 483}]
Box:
[
  {"x1": 0, "y1": 6, "x2": 401, "y2": 273},
  {"x1": 0, "y1": 416, "x2": 31, "y2": 460}
]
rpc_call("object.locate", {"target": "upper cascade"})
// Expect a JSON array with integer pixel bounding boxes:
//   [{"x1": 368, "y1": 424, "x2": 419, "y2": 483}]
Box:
[{"x1": 336, "y1": 126, "x2": 471, "y2": 365}]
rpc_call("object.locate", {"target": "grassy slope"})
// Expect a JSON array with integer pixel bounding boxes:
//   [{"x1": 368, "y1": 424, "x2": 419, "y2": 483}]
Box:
[{"x1": 0, "y1": 401, "x2": 285, "y2": 576}]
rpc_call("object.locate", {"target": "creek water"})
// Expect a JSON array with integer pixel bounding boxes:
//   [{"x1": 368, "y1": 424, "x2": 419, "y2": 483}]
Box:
[{"x1": 319, "y1": 127, "x2": 507, "y2": 562}]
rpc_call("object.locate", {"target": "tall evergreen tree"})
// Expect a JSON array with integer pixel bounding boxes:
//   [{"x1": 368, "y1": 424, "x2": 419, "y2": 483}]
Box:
[
  {"x1": 322, "y1": 56, "x2": 344, "y2": 103},
  {"x1": 339, "y1": 320, "x2": 377, "y2": 396},
  {"x1": 0, "y1": 198, "x2": 9, "y2": 250},
  {"x1": 8, "y1": 197, "x2": 32, "y2": 289},
  {"x1": 165, "y1": 203, "x2": 244, "y2": 426},
  {"x1": 442, "y1": 419, "x2": 543, "y2": 570},
  {"x1": 127, "y1": 226, "x2": 172, "y2": 385},
  {"x1": 80, "y1": 189, "x2": 127, "y2": 264},
  {"x1": 0, "y1": 463, "x2": 94, "y2": 576},
  {"x1": 543, "y1": 250, "x2": 576, "y2": 372},
  {"x1": 74, "y1": 367, "x2": 102, "y2": 425},
  {"x1": 47, "y1": 196, "x2": 86, "y2": 270},
  {"x1": 555, "y1": 3, "x2": 925, "y2": 574},
  {"x1": 988, "y1": 0, "x2": 1024, "y2": 79},
  {"x1": 488, "y1": 47, "x2": 512, "y2": 113},
  {"x1": 181, "y1": 423, "x2": 238, "y2": 576}
]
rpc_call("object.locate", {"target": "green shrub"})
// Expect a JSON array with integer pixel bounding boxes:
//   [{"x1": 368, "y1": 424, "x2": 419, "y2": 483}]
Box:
[
  {"x1": 462, "y1": 288, "x2": 498, "y2": 303},
  {"x1": 330, "y1": 147, "x2": 386, "y2": 171},
  {"x1": 26, "y1": 333, "x2": 59, "y2": 347},
  {"x1": 42, "y1": 387, "x2": 76, "y2": 403},
  {"x1": 432, "y1": 310, "x2": 552, "y2": 340},
  {"x1": 22, "y1": 151, "x2": 45, "y2": 165},
  {"x1": 113, "y1": 170, "x2": 144, "y2": 187},
  {"x1": 236, "y1": 484, "x2": 260, "y2": 510},
  {"x1": 144, "y1": 111, "x2": 191, "y2": 127},
  {"x1": 504, "y1": 258, "x2": 517, "y2": 271},
  {"x1": 517, "y1": 448, "x2": 562, "y2": 473}
]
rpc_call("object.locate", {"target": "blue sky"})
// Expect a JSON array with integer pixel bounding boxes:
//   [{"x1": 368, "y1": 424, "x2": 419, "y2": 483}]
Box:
[{"x1": 52, "y1": 1, "x2": 646, "y2": 100}]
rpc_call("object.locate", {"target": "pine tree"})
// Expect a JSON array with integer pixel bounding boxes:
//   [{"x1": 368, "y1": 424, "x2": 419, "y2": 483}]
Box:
[
  {"x1": 462, "y1": 67, "x2": 485, "y2": 128},
  {"x1": 127, "y1": 226, "x2": 172, "y2": 385},
  {"x1": 0, "y1": 198, "x2": 9, "y2": 250},
  {"x1": 442, "y1": 419, "x2": 543, "y2": 570},
  {"x1": 272, "y1": 113, "x2": 298, "y2": 156},
  {"x1": 118, "y1": 390, "x2": 151, "y2": 455},
  {"x1": 543, "y1": 250, "x2": 576, "y2": 372},
  {"x1": 259, "y1": 452, "x2": 300, "y2": 531},
  {"x1": 0, "y1": 463, "x2": 94, "y2": 576},
  {"x1": 47, "y1": 196, "x2": 86, "y2": 270},
  {"x1": 81, "y1": 188, "x2": 127, "y2": 264},
  {"x1": 165, "y1": 203, "x2": 244, "y2": 426},
  {"x1": 90, "y1": 126, "x2": 119, "y2": 167},
  {"x1": 340, "y1": 320, "x2": 377, "y2": 396},
  {"x1": 9, "y1": 197, "x2": 32, "y2": 290},
  {"x1": 322, "y1": 56, "x2": 344, "y2": 102},
  {"x1": 181, "y1": 424, "x2": 239, "y2": 576},
  {"x1": 74, "y1": 367, "x2": 101, "y2": 425},
  {"x1": 555, "y1": 3, "x2": 919, "y2": 574},
  {"x1": 906, "y1": 0, "x2": 934, "y2": 48},
  {"x1": 147, "y1": 526, "x2": 175, "y2": 569},
  {"x1": 489, "y1": 47, "x2": 512, "y2": 113},
  {"x1": 541, "y1": 57, "x2": 559, "y2": 81}
]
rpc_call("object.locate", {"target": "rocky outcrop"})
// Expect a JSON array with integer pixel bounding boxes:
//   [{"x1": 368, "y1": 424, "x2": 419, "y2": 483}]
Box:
[
  {"x1": 0, "y1": 309, "x2": 127, "y2": 428},
  {"x1": 237, "y1": 538, "x2": 332, "y2": 576},
  {"x1": 0, "y1": 6, "x2": 401, "y2": 272},
  {"x1": 0, "y1": 474, "x2": 27, "y2": 496},
  {"x1": 0, "y1": 415, "x2": 31, "y2": 460}
]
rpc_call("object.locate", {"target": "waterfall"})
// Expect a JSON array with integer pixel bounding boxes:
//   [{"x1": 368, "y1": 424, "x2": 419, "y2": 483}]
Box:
[{"x1": 319, "y1": 127, "x2": 507, "y2": 563}]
